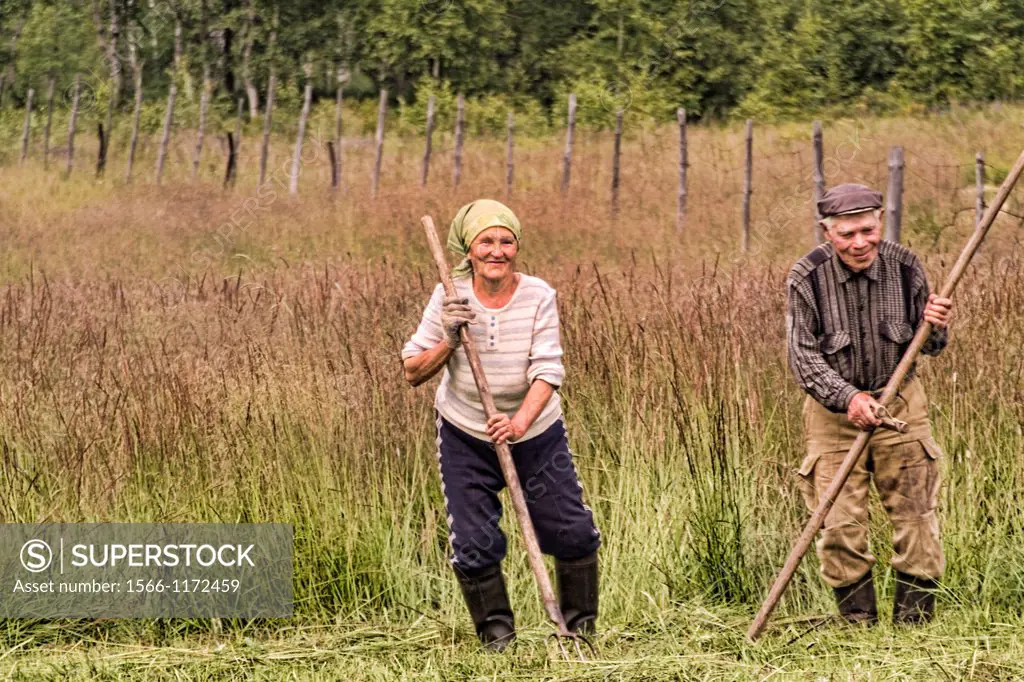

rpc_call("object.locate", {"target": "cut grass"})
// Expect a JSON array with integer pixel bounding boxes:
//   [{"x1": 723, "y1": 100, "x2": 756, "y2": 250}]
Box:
[{"x1": 3, "y1": 607, "x2": 1024, "y2": 680}]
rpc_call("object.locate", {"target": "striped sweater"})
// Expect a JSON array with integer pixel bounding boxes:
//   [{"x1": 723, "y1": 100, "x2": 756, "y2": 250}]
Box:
[{"x1": 402, "y1": 274, "x2": 565, "y2": 442}]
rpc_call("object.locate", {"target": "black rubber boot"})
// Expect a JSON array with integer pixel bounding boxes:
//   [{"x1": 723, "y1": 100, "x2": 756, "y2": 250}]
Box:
[
  {"x1": 893, "y1": 571, "x2": 937, "y2": 625},
  {"x1": 833, "y1": 571, "x2": 878, "y2": 625},
  {"x1": 453, "y1": 563, "x2": 516, "y2": 652},
  {"x1": 555, "y1": 552, "x2": 599, "y2": 635}
]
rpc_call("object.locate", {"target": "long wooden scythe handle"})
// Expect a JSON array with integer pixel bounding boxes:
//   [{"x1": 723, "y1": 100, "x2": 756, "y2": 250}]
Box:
[
  {"x1": 420, "y1": 215, "x2": 573, "y2": 637},
  {"x1": 748, "y1": 147, "x2": 1024, "y2": 642}
]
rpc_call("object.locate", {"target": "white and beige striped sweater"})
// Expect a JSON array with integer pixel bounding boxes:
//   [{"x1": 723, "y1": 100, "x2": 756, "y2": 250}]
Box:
[{"x1": 402, "y1": 274, "x2": 565, "y2": 443}]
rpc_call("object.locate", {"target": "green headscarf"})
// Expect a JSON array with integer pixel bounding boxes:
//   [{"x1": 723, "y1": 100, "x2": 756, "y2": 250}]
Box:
[{"x1": 446, "y1": 199, "x2": 522, "y2": 279}]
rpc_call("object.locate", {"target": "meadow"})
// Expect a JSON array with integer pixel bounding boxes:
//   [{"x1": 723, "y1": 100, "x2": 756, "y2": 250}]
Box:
[{"x1": 0, "y1": 103, "x2": 1023, "y2": 680}]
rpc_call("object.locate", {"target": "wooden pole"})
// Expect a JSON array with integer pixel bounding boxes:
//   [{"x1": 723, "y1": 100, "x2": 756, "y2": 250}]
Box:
[
  {"x1": 421, "y1": 94, "x2": 434, "y2": 187},
  {"x1": 66, "y1": 75, "x2": 81, "y2": 177},
  {"x1": 289, "y1": 74, "x2": 313, "y2": 195},
  {"x1": 328, "y1": 141, "x2": 338, "y2": 192},
  {"x1": 224, "y1": 131, "x2": 236, "y2": 188},
  {"x1": 812, "y1": 120, "x2": 825, "y2": 244},
  {"x1": 611, "y1": 109, "x2": 623, "y2": 218},
  {"x1": 98, "y1": 79, "x2": 115, "y2": 177},
  {"x1": 372, "y1": 88, "x2": 387, "y2": 199},
  {"x1": 224, "y1": 97, "x2": 243, "y2": 188},
  {"x1": 155, "y1": 84, "x2": 177, "y2": 185},
  {"x1": 453, "y1": 93, "x2": 464, "y2": 187},
  {"x1": 677, "y1": 107, "x2": 687, "y2": 233},
  {"x1": 505, "y1": 111, "x2": 514, "y2": 200},
  {"x1": 561, "y1": 93, "x2": 576, "y2": 196},
  {"x1": 975, "y1": 152, "x2": 985, "y2": 226},
  {"x1": 885, "y1": 146, "x2": 904, "y2": 242},
  {"x1": 42, "y1": 75, "x2": 55, "y2": 169},
  {"x1": 741, "y1": 119, "x2": 753, "y2": 252},
  {"x1": 125, "y1": 68, "x2": 144, "y2": 183},
  {"x1": 420, "y1": 214, "x2": 574, "y2": 638},
  {"x1": 259, "y1": 70, "x2": 276, "y2": 185},
  {"x1": 19, "y1": 87, "x2": 33, "y2": 165},
  {"x1": 334, "y1": 81, "x2": 343, "y2": 192},
  {"x1": 96, "y1": 123, "x2": 107, "y2": 177},
  {"x1": 192, "y1": 70, "x2": 211, "y2": 180},
  {"x1": 234, "y1": 97, "x2": 243, "y2": 162},
  {"x1": 747, "y1": 146, "x2": 1024, "y2": 642}
]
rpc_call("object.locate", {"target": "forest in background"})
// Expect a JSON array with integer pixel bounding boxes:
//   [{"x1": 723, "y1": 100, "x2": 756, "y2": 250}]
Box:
[{"x1": 0, "y1": 0, "x2": 1023, "y2": 137}]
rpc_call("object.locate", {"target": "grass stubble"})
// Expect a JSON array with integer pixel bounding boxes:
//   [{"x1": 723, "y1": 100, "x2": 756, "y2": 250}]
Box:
[{"x1": 0, "y1": 105, "x2": 1022, "y2": 680}]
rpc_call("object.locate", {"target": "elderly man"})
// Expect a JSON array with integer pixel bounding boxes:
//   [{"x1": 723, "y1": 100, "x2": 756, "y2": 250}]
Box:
[{"x1": 787, "y1": 183, "x2": 953, "y2": 625}]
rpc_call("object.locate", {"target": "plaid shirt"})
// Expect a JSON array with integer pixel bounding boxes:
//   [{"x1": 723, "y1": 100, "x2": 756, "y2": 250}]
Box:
[{"x1": 786, "y1": 240, "x2": 948, "y2": 412}]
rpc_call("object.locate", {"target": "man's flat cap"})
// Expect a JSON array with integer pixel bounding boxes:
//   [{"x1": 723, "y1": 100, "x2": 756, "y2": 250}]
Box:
[{"x1": 818, "y1": 183, "x2": 884, "y2": 218}]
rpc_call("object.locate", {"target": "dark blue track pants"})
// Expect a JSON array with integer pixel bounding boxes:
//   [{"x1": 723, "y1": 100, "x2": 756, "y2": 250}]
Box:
[{"x1": 435, "y1": 415, "x2": 601, "y2": 571}]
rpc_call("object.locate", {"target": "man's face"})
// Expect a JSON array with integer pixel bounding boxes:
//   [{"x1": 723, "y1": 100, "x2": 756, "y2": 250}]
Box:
[{"x1": 823, "y1": 211, "x2": 882, "y2": 272}]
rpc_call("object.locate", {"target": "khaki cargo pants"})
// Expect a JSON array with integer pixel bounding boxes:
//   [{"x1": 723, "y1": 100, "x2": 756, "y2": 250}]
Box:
[{"x1": 797, "y1": 377, "x2": 944, "y2": 589}]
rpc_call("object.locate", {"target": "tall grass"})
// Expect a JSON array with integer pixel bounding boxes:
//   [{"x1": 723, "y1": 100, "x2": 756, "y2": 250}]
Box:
[{"x1": 0, "y1": 105, "x2": 1022, "y2": 677}]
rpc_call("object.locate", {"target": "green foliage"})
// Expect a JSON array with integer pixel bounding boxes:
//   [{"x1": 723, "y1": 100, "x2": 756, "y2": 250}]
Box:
[
  {"x1": 12, "y1": 2, "x2": 100, "y2": 97},
  {"x1": 393, "y1": 80, "x2": 551, "y2": 137},
  {"x1": 1, "y1": 0, "x2": 1024, "y2": 128}
]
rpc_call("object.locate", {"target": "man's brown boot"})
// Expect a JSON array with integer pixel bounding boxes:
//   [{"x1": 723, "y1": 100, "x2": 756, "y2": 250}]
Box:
[
  {"x1": 833, "y1": 572, "x2": 878, "y2": 624},
  {"x1": 893, "y1": 571, "x2": 937, "y2": 625}
]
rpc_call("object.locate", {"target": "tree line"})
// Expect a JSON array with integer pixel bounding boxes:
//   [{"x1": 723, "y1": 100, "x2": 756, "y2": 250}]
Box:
[{"x1": 0, "y1": 0, "x2": 1022, "y2": 134}]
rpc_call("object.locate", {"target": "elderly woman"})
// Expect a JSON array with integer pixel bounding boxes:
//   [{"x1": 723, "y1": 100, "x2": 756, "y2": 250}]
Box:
[{"x1": 402, "y1": 199, "x2": 600, "y2": 651}]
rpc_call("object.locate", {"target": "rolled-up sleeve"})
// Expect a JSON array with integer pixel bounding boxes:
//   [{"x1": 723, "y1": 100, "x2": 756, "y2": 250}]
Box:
[
  {"x1": 401, "y1": 284, "x2": 445, "y2": 360},
  {"x1": 787, "y1": 281, "x2": 859, "y2": 412},
  {"x1": 526, "y1": 290, "x2": 565, "y2": 389}
]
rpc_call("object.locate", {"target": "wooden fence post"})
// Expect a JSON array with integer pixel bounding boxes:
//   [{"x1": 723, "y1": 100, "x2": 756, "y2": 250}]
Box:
[
  {"x1": 334, "y1": 78, "x2": 343, "y2": 192},
  {"x1": 225, "y1": 97, "x2": 243, "y2": 188},
  {"x1": 125, "y1": 66, "x2": 144, "y2": 182},
  {"x1": 505, "y1": 111, "x2": 514, "y2": 200},
  {"x1": 43, "y1": 75, "x2": 55, "y2": 169},
  {"x1": 328, "y1": 141, "x2": 338, "y2": 191},
  {"x1": 741, "y1": 119, "x2": 753, "y2": 252},
  {"x1": 192, "y1": 72, "x2": 211, "y2": 180},
  {"x1": 812, "y1": 120, "x2": 825, "y2": 244},
  {"x1": 259, "y1": 70, "x2": 276, "y2": 185},
  {"x1": 677, "y1": 107, "x2": 687, "y2": 233},
  {"x1": 372, "y1": 88, "x2": 387, "y2": 198},
  {"x1": 289, "y1": 67, "x2": 313, "y2": 195},
  {"x1": 155, "y1": 84, "x2": 177, "y2": 185},
  {"x1": 20, "y1": 87, "x2": 33, "y2": 165},
  {"x1": 421, "y1": 94, "x2": 434, "y2": 187},
  {"x1": 66, "y1": 75, "x2": 81, "y2": 177},
  {"x1": 561, "y1": 93, "x2": 576, "y2": 196},
  {"x1": 975, "y1": 152, "x2": 985, "y2": 226},
  {"x1": 96, "y1": 122, "x2": 107, "y2": 177},
  {"x1": 98, "y1": 71, "x2": 117, "y2": 177},
  {"x1": 225, "y1": 132, "x2": 237, "y2": 188},
  {"x1": 611, "y1": 110, "x2": 623, "y2": 218},
  {"x1": 453, "y1": 93, "x2": 465, "y2": 187},
  {"x1": 885, "y1": 145, "x2": 904, "y2": 242},
  {"x1": 234, "y1": 97, "x2": 243, "y2": 158}
]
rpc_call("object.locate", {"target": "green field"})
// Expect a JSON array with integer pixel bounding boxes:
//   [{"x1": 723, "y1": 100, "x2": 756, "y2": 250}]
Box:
[{"x1": 1, "y1": 108, "x2": 1023, "y2": 679}]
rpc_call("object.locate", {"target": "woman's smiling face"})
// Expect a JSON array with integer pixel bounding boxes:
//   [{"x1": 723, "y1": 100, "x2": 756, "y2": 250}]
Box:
[{"x1": 468, "y1": 227, "x2": 519, "y2": 282}]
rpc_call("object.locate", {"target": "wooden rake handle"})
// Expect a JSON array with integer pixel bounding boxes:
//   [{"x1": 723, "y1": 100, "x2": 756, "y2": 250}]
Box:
[
  {"x1": 420, "y1": 215, "x2": 571, "y2": 636},
  {"x1": 747, "y1": 146, "x2": 1024, "y2": 642}
]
